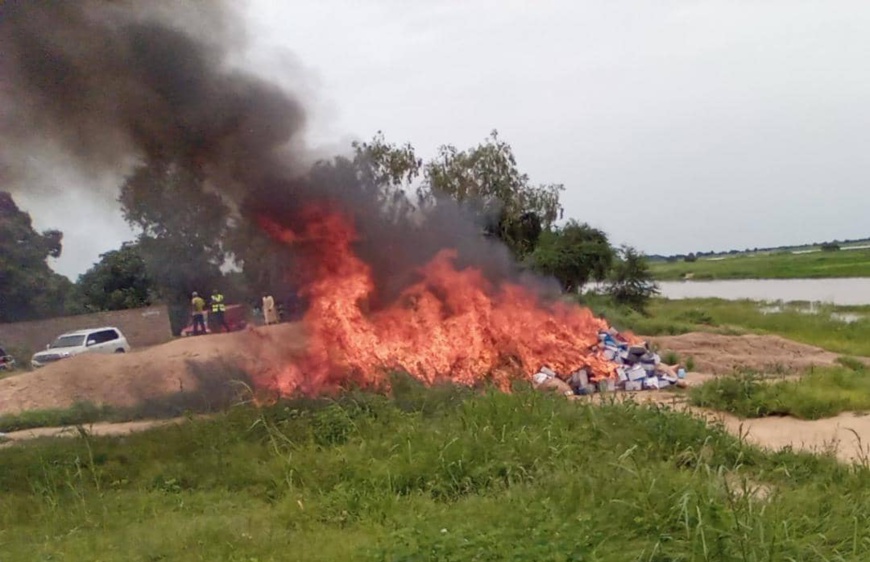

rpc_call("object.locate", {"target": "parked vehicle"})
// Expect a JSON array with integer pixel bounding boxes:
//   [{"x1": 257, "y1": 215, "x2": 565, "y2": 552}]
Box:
[
  {"x1": 31, "y1": 327, "x2": 132, "y2": 369},
  {"x1": 0, "y1": 346, "x2": 15, "y2": 372}
]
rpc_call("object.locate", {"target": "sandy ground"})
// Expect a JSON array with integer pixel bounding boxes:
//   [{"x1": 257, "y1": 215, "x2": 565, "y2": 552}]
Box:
[
  {"x1": 649, "y1": 332, "x2": 844, "y2": 375},
  {"x1": 715, "y1": 411, "x2": 870, "y2": 463},
  {"x1": 0, "y1": 323, "x2": 306, "y2": 416},
  {"x1": 1, "y1": 327, "x2": 868, "y2": 462}
]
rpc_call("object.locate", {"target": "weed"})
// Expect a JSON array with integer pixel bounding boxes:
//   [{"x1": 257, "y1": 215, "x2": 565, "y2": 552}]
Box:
[
  {"x1": 663, "y1": 351, "x2": 681, "y2": 365},
  {"x1": 686, "y1": 356, "x2": 696, "y2": 372},
  {"x1": 690, "y1": 366, "x2": 870, "y2": 419},
  {"x1": 677, "y1": 308, "x2": 715, "y2": 325},
  {"x1": 0, "y1": 388, "x2": 869, "y2": 560},
  {"x1": 837, "y1": 356, "x2": 866, "y2": 372}
]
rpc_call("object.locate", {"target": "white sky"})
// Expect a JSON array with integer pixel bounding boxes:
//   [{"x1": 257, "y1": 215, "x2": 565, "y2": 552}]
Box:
[{"x1": 24, "y1": 0, "x2": 870, "y2": 277}]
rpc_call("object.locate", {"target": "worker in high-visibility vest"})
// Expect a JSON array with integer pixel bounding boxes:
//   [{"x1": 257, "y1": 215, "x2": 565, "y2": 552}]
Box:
[
  {"x1": 190, "y1": 291, "x2": 207, "y2": 335},
  {"x1": 209, "y1": 289, "x2": 230, "y2": 333}
]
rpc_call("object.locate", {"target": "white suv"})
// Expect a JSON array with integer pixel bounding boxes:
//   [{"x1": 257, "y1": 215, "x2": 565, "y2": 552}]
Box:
[{"x1": 31, "y1": 327, "x2": 132, "y2": 369}]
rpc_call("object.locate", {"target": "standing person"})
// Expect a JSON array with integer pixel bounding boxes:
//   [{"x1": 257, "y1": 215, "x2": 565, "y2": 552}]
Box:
[
  {"x1": 262, "y1": 294, "x2": 277, "y2": 325},
  {"x1": 209, "y1": 289, "x2": 230, "y2": 333},
  {"x1": 190, "y1": 292, "x2": 206, "y2": 335}
]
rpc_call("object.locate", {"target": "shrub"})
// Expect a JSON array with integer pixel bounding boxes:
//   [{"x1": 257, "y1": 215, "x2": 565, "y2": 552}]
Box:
[{"x1": 685, "y1": 356, "x2": 696, "y2": 371}]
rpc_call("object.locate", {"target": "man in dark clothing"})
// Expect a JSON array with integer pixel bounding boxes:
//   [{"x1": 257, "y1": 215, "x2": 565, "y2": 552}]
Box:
[{"x1": 210, "y1": 289, "x2": 230, "y2": 333}]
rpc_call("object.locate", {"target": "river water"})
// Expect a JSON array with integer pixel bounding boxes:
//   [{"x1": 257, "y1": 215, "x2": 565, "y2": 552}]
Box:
[{"x1": 657, "y1": 278, "x2": 870, "y2": 306}]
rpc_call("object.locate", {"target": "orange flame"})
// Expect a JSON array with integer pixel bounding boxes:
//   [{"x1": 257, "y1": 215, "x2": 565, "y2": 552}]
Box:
[{"x1": 250, "y1": 206, "x2": 625, "y2": 396}]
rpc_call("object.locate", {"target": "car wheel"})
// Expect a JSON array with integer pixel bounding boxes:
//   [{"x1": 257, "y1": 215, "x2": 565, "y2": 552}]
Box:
[{"x1": 114, "y1": 348, "x2": 126, "y2": 353}]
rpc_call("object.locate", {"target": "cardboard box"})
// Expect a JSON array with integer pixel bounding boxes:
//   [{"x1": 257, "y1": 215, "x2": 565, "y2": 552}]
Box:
[
  {"x1": 643, "y1": 377, "x2": 660, "y2": 390},
  {"x1": 627, "y1": 365, "x2": 646, "y2": 381},
  {"x1": 624, "y1": 380, "x2": 643, "y2": 391}
]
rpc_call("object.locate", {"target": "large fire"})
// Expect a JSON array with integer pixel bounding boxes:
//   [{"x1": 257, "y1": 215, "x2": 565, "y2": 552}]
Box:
[{"x1": 251, "y1": 205, "x2": 627, "y2": 396}]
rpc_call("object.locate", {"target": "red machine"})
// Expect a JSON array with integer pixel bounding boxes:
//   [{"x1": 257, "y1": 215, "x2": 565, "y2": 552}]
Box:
[{"x1": 0, "y1": 346, "x2": 15, "y2": 371}]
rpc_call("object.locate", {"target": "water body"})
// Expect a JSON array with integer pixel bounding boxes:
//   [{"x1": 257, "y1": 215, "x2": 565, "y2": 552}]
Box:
[{"x1": 657, "y1": 278, "x2": 870, "y2": 306}]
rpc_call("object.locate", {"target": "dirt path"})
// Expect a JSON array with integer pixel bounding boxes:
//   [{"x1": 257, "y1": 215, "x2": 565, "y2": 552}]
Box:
[
  {"x1": 713, "y1": 411, "x2": 870, "y2": 463},
  {"x1": 0, "y1": 417, "x2": 186, "y2": 447}
]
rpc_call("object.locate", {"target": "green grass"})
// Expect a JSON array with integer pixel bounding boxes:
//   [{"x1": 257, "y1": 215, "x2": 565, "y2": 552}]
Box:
[
  {"x1": 584, "y1": 295, "x2": 870, "y2": 357},
  {"x1": 689, "y1": 363, "x2": 870, "y2": 420},
  {"x1": 4, "y1": 377, "x2": 870, "y2": 560},
  {"x1": 650, "y1": 248, "x2": 870, "y2": 280}
]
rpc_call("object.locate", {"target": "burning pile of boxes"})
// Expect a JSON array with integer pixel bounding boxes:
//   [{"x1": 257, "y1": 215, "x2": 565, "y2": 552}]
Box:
[{"x1": 532, "y1": 329, "x2": 687, "y2": 396}]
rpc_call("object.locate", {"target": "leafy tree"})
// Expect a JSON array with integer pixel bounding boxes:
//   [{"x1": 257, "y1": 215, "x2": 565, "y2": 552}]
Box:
[
  {"x1": 421, "y1": 131, "x2": 563, "y2": 259},
  {"x1": 820, "y1": 242, "x2": 841, "y2": 252},
  {"x1": 350, "y1": 132, "x2": 421, "y2": 225},
  {"x1": 0, "y1": 191, "x2": 71, "y2": 322},
  {"x1": 72, "y1": 242, "x2": 157, "y2": 312},
  {"x1": 529, "y1": 221, "x2": 614, "y2": 293},
  {"x1": 352, "y1": 132, "x2": 422, "y2": 192},
  {"x1": 118, "y1": 159, "x2": 229, "y2": 332},
  {"x1": 607, "y1": 246, "x2": 659, "y2": 312},
  {"x1": 339, "y1": 131, "x2": 565, "y2": 261}
]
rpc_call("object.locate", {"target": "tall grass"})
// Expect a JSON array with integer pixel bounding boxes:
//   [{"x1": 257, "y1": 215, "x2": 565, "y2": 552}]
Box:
[
  {"x1": 689, "y1": 365, "x2": 870, "y2": 419},
  {"x1": 2, "y1": 379, "x2": 870, "y2": 560}
]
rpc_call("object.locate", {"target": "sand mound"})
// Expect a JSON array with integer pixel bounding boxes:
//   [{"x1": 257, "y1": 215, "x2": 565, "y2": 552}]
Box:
[
  {"x1": 0, "y1": 329, "x2": 848, "y2": 416},
  {"x1": 0, "y1": 323, "x2": 306, "y2": 416},
  {"x1": 650, "y1": 333, "x2": 842, "y2": 375}
]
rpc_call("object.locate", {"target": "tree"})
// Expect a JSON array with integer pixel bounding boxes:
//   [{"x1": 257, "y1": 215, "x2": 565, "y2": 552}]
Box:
[
  {"x1": 420, "y1": 131, "x2": 563, "y2": 259},
  {"x1": 607, "y1": 246, "x2": 659, "y2": 312},
  {"x1": 0, "y1": 191, "x2": 71, "y2": 322},
  {"x1": 350, "y1": 132, "x2": 421, "y2": 225},
  {"x1": 340, "y1": 131, "x2": 566, "y2": 261},
  {"x1": 72, "y1": 242, "x2": 157, "y2": 312},
  {"x1": 529, "y1": 221, "x2": 614, "y2": 293},
  {"x1": 118, "y1": 159, "x2": 229, "y2": 332}
]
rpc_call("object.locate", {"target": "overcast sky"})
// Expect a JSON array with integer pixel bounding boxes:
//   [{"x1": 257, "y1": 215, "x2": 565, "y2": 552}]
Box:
[{"x1": 24, "y1": 0, "x2": 870, "y2": 278}]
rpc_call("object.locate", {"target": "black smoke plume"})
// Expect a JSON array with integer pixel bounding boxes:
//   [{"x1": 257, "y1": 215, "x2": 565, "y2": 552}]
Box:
[
  {"x1": 1, "y1": 0, "x2": 304, "y2": 193},
  {"x1": 1, "y1": 0, "x2": 537, "y2": 308}
]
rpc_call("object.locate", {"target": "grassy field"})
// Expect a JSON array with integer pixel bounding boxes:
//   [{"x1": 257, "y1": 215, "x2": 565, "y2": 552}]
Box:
[
  {"x1": 650, "y1": 248, "x2": 870, "y2": 280},
  {"x1": 5, "y1": 378, "x2": 870, "y2": 560},
  {"x1": 584, "y1": 296, "x2": 870, "y2": 357},
  {"x1": 689, "y1": 362, "x2": 870, "y2": 420}
]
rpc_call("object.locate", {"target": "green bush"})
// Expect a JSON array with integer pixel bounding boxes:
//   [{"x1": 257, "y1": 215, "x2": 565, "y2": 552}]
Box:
[
  {"x1": 836, "y1": 356, "x2": 866, "y2": 371},
  {"x1": 690, "y1": 367, "x2": 870, "y2": 419},
  {"x1": 677, "y1": 308, "x2": 715, "y2": 325},
  {"x1": 663, "y1": 351, "x2": 681, "y2": 365}
]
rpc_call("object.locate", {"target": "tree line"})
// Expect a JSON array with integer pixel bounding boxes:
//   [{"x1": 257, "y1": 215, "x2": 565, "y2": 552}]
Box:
[{"x1": 0, "y1": 132, "x2": 657, "y2": 328}]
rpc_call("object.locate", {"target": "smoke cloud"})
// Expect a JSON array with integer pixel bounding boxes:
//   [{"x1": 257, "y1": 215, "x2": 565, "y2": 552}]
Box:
[
  {"x1": 1, "y1": 0, "x2": 540, "y2": 304},
  {"x1": 1, "y1": 0, "x2": 304, "y2": 192}
]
